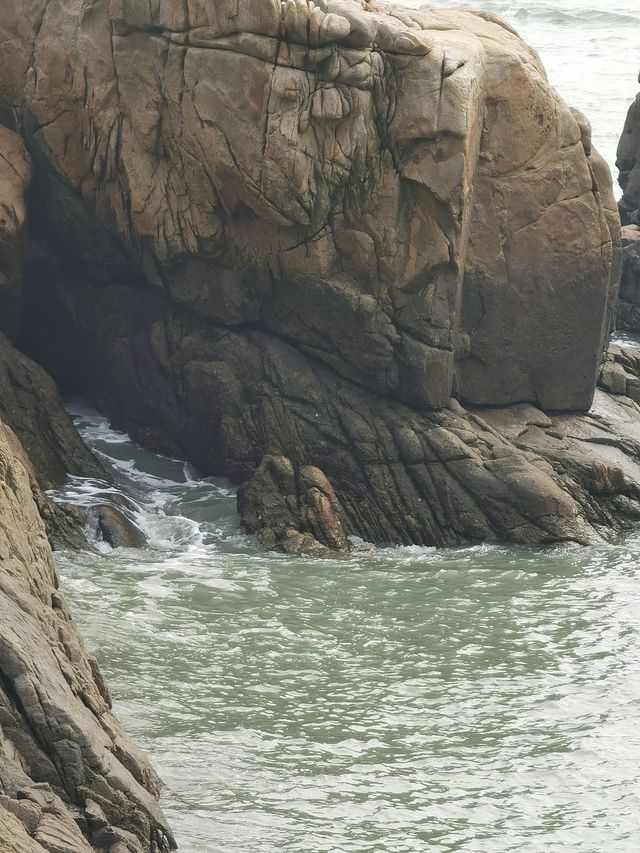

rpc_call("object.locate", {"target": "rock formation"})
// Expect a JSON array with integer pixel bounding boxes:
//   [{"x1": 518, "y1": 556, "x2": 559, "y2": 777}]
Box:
[
  {"x1": 0, "y1": 421, "x2": 174, "y2": 852},
  {"x1": 618, "y1": 75, "x2": 640, "y2": 227},
  {"x1": 0, "y1": 44, "x2": 170, "y2": 853},
  {"x1": 617, "y1": 224, "x2": 640, "y2": 331},
  {"x1": 0, "y1": 4, "x2": 638, "y2": 842},
  {"x1": 617, "y1": 73, "x2": 640, "y2": 331},
  {"x1": 238, "y1": 454, "x2": 350, "y2": 556},
  {"x1": 0, "y1": 0, "x2": 625, "y2": 552}
]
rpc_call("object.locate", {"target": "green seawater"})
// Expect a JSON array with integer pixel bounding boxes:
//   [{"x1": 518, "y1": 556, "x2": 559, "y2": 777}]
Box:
[{"x1": 53, "y1": 406, "x2": 640, "y2": 852}]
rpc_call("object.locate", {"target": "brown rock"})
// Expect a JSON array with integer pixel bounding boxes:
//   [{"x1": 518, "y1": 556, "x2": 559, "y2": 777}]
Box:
[
  {"x1": 0, "y1": 420, "x2": 175, "y2": 852},
  {"x1": 0, "y1": 124, "x2": 30, "y2": 341},
  {"x1": 0, "y1": 0, "x2": 630, "y2": 551},
  {"x1": 95, "y1": 504, "x2": 148, "y2": 549},
  {"x1": 0, "y1": 0, "x2": 618, "y2": 413},
  {"x1": 238, "y1": 454, "x2": 350, "y2": 556}
]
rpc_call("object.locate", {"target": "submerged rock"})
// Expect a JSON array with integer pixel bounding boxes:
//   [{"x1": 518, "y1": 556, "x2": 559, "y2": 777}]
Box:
[
  {"x1": 95, "y1": 504, "x2": 148, "y2": 550},
  {"x1": 0, "y1": 420, "x2": 175, "y2": 852}
]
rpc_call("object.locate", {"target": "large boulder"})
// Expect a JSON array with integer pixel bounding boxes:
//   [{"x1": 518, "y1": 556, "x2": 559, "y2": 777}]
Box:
[
  {"x1": 0, "y1": 421, "x2": 174, "y2": 852},
  {"x1": 617, "y1": 75, "x2": 640, "y2": 329},
  {"x1": 0, "y1": 0, "x2": 618, "y2": 410},
  {"x1": 0, "y1": 0, "x2": 626, "y2": 548}
]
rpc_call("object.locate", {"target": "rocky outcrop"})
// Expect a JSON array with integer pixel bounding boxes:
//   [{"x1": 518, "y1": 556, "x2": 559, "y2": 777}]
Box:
[
  {"x1": 94, "y1": 505, "x2": 147, "y2": 549},
  {"x1": 616, "y1": 225, "x2": 640, "y2": 331},
  {"x1": 617, "y1": 76, "x2": 640, "y2": 330},
  {"x1": 0, "y1": 0, "x2": 627, "y2": 549},
  {"x1": 618, "y1": 76, "x2": 640, "y2": 227},
  {"x1": 0, "y1": 332, "x2": 105, "y2": 491},
  {"x1": 238, "y1": 454, "x2": 350, "y2": 556},
  {"x1": 0, "y1": 421, "x2": 174, "y2": 852},
  {"x1": 232, "y1": 343, "x2": 640, "y2": 550}
]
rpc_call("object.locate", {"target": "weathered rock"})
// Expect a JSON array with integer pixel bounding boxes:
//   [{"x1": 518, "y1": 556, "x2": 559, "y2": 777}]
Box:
[
  {"x1": 95, "y1": 504, "x2": 148, "y2": 549},
  {"x1": 0, "y1": 0, "x2": 618, "y2": 413},
  {"x1": 0, "y1": 0, "x2": 628, "y2": 549},
  {"x1": 0, "y1": 124, "x2": 30, "y2": 341},
  {"x1": 238, "y1": 454, "x2": 350, "y2": 556},
  {"x1": 616, "y1": 224, "x2": 640, "y2": 331},
  {"x1": 0, "y1": 420, "x2": 175, "y2": 852},
  {"x1": 618, "y1": 75, "x2": 640, "y2": 226},
  {"x1": 0, "y1": 332, "x2": 105, "y2": 490}
]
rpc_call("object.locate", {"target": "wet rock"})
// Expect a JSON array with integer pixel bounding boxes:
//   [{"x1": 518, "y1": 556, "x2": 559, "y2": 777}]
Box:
[
  {"x1": 616, "y1": 225, "x2": 640, "y2": 331},
  {"x1": 39, "y1": 501, "x2": 93, "y2": 552},
  {"x1": 0, "y1": 419, "x2": 175, "y2": 851},
  {"x1": 95, "y1": 505, "x2": 148, "y2": 550},
  {"x1": 238, "y1": 454, "x2": 350, "y2": 556}
]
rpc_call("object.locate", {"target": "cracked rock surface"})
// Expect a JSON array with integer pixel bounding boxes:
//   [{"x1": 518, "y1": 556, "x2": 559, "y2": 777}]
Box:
[
  {"x1": 0, "y1": 422, "x2": 175, "y2": 852},
  {"x1": 617, "y1": 71, "x2": 640, "y2": 330},
  {"x1": 1, "y1": 0, "x2": 619, "y2": 409},
  {"x1": 0, "y1": 0, "x2": 632, "y2": 552}
]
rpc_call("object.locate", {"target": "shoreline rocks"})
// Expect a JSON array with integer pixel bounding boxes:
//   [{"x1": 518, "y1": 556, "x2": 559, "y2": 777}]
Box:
[
  {"x1": 0, "y1": 421, "x2": 175, "y2": 852},
  {"x1": 238, "y1": 454, "x2": 350, "y2": 557},
  {"x1": 617, "y1": 73, "x2": 640, "y2": 331}
]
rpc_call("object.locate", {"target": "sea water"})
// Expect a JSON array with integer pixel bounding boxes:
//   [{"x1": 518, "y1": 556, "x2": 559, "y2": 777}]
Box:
[{"x1": 55, "y1": 3, "x2": 640, "y2": 851}]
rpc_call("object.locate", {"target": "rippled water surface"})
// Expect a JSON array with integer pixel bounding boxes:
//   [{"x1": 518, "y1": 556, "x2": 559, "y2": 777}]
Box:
[
  {"x1": 55, "y1": 406, "x2": 640, "y2": 852},
  {"x1": 53, "y1": 3, "x2": 640, "y2": 851}
]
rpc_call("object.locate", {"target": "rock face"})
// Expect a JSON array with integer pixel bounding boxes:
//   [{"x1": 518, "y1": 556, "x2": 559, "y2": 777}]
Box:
[
  {"x1": 0, "y1": 109, "x2": 104, "y2": 493},
  {"x1": 618, "y1": 77, "x2": 640, "y2": 226},
  {"x1": 0, "y1": 421, "x2": 174, "y2": 852},
  {"x1": 617, "y1": 225, "x2": 640, "y2": 331},
  {"x1": 617, "y1": 76, "x2": 640, "y2": 330},
  {"x1": 0, "y1": 332, "x2": 105, "y2": 491},
  {"x1": 238, "y1": 455, "x2": 350, "y2": 556},
  {"x1": 0, "y1": 125, "x2": 30, "y2": 341},
  {"x1": 0, "y1": 0, "x2": 627, "y2": 549}
]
